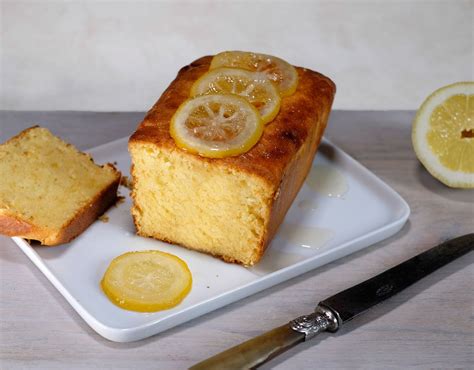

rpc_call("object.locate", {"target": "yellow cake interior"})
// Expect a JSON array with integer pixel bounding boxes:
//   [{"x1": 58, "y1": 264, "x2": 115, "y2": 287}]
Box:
[
  {"x1": 0, "y1": 127, "x2": 119, "y2": 233},
  {"x1": 130, "y1": 144, "x2": 274, "y2": 265}
]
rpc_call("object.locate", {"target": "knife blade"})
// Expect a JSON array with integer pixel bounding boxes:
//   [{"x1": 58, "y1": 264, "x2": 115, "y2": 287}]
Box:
[{"x1": 190, "y1": 233, "x2": 473, "y2": 370}]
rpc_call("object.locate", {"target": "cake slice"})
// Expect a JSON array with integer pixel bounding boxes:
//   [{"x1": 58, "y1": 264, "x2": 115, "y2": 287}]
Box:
[
  {"x1": 129, "y1": 56, "x2": 335, "y2": 266},
  {"x1": 0, "y1": 126, "x2": 121, "y2": 245}
]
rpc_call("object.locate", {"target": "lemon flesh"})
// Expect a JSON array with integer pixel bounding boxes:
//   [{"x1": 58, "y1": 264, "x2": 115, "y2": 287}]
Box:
[
  {"x1": 101, "y1": 250, "x2": 192, "y2": 312},
  {"x1": 210, "y1": 51, "x2": 298, "y2": 97},
  {"x1": 191, "y1": 67, "x2": 281, "y2": 124},
  {"x1": 170, "y1": 94, "x2": 264, "y2": 158},
  {"x1": 412, "y1": 82, "x2": 474, "y2": 188}
]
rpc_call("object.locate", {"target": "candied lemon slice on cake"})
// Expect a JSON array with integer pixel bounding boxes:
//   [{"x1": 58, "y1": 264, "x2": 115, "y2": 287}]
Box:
[
  {"x1": 101, "y1": 250, "x2": 192, "y2": 312},
  {"x1": 412, "y1": 82, "x2": 474, "y2": 188},
  {"x1": 210, "y1": 51, "x2": 298, "y2": 97},
  {"x1": 190, "y1": 67, "x2": 281, "y2": 124},
  {"x1": 170, "y1": 94, "x2": 263, "y2": 158}
]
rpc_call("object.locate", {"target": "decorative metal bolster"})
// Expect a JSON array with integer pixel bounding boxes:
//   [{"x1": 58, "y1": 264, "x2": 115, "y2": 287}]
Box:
[{"x1": 289, "y1": 305, "x2": 339, "y2": 341}]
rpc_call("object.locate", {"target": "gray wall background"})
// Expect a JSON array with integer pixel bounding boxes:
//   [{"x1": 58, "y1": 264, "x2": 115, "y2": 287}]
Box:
[{"x1": 1, "y1": 0, "x2": 473, "y2": 111}]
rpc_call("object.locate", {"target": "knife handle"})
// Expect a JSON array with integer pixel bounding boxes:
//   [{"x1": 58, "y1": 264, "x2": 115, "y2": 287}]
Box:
[
  {"x1": 189, "y1": 324, "x2": 304, "y2": 370},
  {"x1": 189, "y1": 306, "x2": 339, "y2": 370},
  {"x1": 290, "y1": 305, "x2": 339, "y2": 340}
]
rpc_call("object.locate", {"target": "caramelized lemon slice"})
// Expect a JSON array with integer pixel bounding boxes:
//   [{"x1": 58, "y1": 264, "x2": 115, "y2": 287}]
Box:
[
  {"x1": 210, "y1": 51, "x2": 298, "y2": 97},
  {"x1": 412, "y1": 82, "x2": 474, "y2": 188},
  {"x1": 170, "y1": 94, "x2": 263, "y2": 158},
  {"x1": 101, "y1": 250, "x2": 192, "y2": 312},
  {"x1": 191, "y1": 67, "x2": 281, "y2": 124}
]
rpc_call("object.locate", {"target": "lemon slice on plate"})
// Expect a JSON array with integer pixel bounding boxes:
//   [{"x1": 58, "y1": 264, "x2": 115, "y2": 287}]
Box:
[
  {"x1": 412, "y1": 82, "x2": 474, "y2": 188},
  {"x1": 210, "y1": 51, "x2": 298, "y2": 97},
  {"x1": 101, "y1": 250, "x2": 192, "y2": 312},
  {"x1": 190, "y1": 67, "x2": 281, "y2": 124},
  {"x1": 170, "y1": 94, "x2": 263, "y2": 158}
]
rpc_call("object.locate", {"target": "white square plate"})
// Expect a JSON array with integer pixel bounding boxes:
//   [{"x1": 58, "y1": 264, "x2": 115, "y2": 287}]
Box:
[{"x1": 13, "y1": 137, "x2": 409, "y2": 342}]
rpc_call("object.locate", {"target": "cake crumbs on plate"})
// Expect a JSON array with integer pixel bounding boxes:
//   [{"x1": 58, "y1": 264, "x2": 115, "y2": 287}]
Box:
[
  {"x1": 115, "y1": 196, "x2": 126, "y2": 206},
  {"x1": 120, "y1": 175, "x2": 132, "y2": 189},
  {"x1": 98, "y1": 215, "x2": 109, "y2": 223}
]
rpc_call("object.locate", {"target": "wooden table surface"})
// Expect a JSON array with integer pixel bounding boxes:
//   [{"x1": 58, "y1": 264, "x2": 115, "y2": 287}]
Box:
[{"x1": 0, "y1": 111, "x2": 472, "y2": 370}]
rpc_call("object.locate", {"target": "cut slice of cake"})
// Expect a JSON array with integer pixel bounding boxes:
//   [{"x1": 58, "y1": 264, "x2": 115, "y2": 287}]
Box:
[
  {"x1": 129, "y1": 55, "x2": 335, "y2": 266},
  {"x1": 0, "y1": 126, "x2": 121, "y2": 245}
]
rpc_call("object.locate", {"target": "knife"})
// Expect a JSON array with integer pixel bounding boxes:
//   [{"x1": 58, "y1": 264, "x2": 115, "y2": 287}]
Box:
[{"x1": 190, "y1": 233, "x2": 473, "y2": 370}]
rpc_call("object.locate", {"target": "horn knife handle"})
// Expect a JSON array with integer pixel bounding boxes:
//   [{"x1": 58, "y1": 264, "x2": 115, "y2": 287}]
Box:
[{"x1": 189, "y1": 306, "x2": 339, "y2": 370}]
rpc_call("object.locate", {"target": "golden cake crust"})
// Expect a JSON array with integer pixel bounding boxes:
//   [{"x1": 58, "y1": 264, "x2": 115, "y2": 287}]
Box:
[{"x1": 129, "y1": 56, "x2": 336, "y2": 187}]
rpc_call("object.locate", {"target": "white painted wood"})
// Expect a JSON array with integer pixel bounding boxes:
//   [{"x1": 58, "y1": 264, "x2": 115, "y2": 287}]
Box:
[{"x1": 1, "y1": 111, "x2": 472, "y2": 369}]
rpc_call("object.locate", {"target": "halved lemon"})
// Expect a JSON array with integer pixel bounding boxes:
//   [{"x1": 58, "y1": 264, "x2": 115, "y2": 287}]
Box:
[
  {"x1": 190, "y1": 67, "x2": 281, "y2": 124},
  {"x1": 101, "y1": 250, "x2": 192, "y2": 312},
  {"x1": 170, "y1": 94, "x2": 263, "y2": 158},
  {"x1": 210, "y1": 51, "x2": 298, "y2": 97},
  {"x1": 412, "y1": 82, "x2": 474, "y2": 188}
]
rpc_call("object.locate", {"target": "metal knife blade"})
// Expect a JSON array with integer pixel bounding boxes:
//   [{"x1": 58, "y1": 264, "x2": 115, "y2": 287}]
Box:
[
  {"x1": 321, "y1": 232, "x2": 474, "y2": 324},
  {"x1": 190, "y1": 234, "x2": 473, "y2": 370}
]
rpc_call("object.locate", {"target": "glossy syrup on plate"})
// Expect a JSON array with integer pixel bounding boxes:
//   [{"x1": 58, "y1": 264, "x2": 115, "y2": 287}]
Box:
[
  {"x1": 297, "y1": 199, "x2": 319, "y2": 211},
  {"x1": 283, "y1": 164, "x2": 349, "y2": 250},
  {"x1": 279, "y1": 223, "x2": 334, "y2": 250},
  {"x1": 305, "y1": 165, "x2": 349, "y2": 198}
]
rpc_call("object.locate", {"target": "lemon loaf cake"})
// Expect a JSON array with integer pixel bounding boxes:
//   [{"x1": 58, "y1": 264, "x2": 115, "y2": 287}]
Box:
[
  {"x1": 0, "y1": 126, "x2": 121, "y2": 245},
  {"x1": 129, "y1": 55, "x2": 335, "y2": 265}
]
